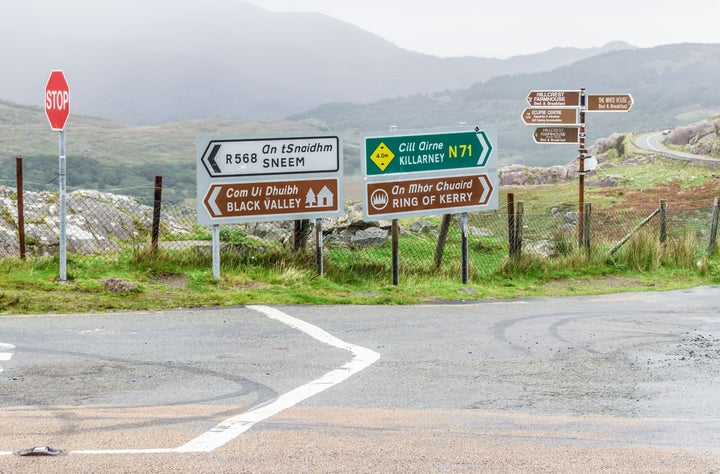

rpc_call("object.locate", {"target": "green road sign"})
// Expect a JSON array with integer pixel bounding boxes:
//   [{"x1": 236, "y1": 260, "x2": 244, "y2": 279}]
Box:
[{"x1": 364, "y1": 130, "x2": 493, "y2": 176}]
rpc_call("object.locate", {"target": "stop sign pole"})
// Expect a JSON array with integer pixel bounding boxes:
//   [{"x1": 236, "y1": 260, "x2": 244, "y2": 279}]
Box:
[{"x1": 45, "y1": 70, "x2": 70, "y2": 282}]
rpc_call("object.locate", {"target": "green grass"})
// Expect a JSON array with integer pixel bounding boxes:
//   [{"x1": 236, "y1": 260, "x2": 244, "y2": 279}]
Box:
[
  {"x1": 608, "y1": 161, "x2": 712, "y2": 189},
  {"x1": 0, "y1": 235, "x2": 717, "y2": 315},
  {"x1": 2, "y1": 129, "x2": 719, "y2": 314}
]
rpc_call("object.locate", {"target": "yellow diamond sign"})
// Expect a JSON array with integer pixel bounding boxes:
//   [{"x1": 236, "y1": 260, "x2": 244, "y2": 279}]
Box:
[{"x1": 369, "y1": 142, "x2": 395, "y2": 172}]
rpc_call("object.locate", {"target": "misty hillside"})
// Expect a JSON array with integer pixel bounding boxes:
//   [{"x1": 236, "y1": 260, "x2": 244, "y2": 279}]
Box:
[
  {"x1": 3, "y1": 1, "x2": 632, "y2": 124},
  {"x1": 292, "y1": 43, "x2": 720, "y2": 167},
  {"x1": 0, "y1": 99, "x2": 331, "y2": 203},
  {"x1": 2, "y1": 42, "x2": 720, "y2": 200}
]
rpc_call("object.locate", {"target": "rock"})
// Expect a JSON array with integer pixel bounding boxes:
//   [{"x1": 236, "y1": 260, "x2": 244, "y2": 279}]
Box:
[
  {"x1": 691, "y1": 143, "x2": 714, "y2": 155},
  {"x1": 499, "y1": 165, "x2": 531, "y2": 186},
  {"x1": 565, "y1": 211, "x2": 579, "y2": 226},
  {"x1": 0, "y1": 186, "x2": 193, "y2": 256},
  {"x1": 350, "y1": 227, "x2": 388, "y2": 247},
  {"x1": 409, "y1": 220, "x2": 436, "y2": 233},
  {"x1": 666, "y1": 118, "x2": 720, "y2": 152},
  {"x1": 499, "y1": 163, "x2": 578, "y2": 186},
  {"x1": 324, "y1": 204, "x2": 374, "y2": 231},
  {"x1": 469, "y1": 226, "x2": 491, "y2": 237},
  {"x1": 246, "y1": 222, "x2": 291, "y2": 242},
  {"x1": 586, "y1": 176, "x2": 621, "y2": 187},
  {"x1": 550, "y1": 204, "x2": 574, "y2": 218},
  {"x1": 525, "y1": 240, "x2": 556, "y2": 258},
  {"x1": 0, "y1": 224, "x2": 19, "y2": 255},
  {"x1": 101, "y1": 278, "x2": 138, "y2": 293},
  {"x1": 589, "y1": 134, "x2": 621, "y2": 154}
]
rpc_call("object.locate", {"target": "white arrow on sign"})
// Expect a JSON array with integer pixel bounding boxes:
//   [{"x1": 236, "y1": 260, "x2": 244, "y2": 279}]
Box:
[
  {"x1": 476, "y1": 174, "x2": 494, "y2": 205},
  {"x1": 199, "y1": 136, "x2": 340, "y2": 178},
  {"x1": 474, "y1": 130, "x2": 493, "y2": 166},
  {"x1": 206, "y1": 186, "x2": 222, "y2": 217}
]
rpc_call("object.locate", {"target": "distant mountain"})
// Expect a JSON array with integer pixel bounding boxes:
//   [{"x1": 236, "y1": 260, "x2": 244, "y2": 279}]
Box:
[
  {"x1": 0, "y1": 99, "x2": 331, "y2": 202},
  {"x1": 291, "y1": 43, "x2": 720, "y2": 168},
  {"x1": 2, "y1": 1, "x2": 632, "y2": 124},
  {"x1": 4, "y1": 42, "x2": 720, "y2": 186}
]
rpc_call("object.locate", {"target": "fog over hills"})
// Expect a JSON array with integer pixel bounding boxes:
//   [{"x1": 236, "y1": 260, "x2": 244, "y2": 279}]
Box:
[
  {"x1": 2, "y1": 31, "x2": 719, "y2": 201},
  {"x1": 292, "y1": 42, "x2": 720, "y2": 168},
  {"x1": 5, "y1": 1, "x2": 720, "y2": 176},
  {"x1": 3, "y1": 1, "x2": 633, "y2": 124}
]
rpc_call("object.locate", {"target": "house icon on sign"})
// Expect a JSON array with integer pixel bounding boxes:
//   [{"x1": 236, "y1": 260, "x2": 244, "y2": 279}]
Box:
[{"x1": 305, "y1": 186, "x2": 334, "y2": 208}]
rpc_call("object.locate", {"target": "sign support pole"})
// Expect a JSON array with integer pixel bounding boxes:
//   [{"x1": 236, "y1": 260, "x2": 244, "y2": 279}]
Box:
[
  {"x1": 44, "y1": 70, "x2": 70, "y2": 281},
  {"x1": 58, "y1": 130, "x2": 67, "y2": 282},
  {"x1": 578, "y1": 88, "x2": 587, "y2": 247},
  {"x1": 461, "y1": 212, "x2": 469, "y2": 284},
  {"x1": 315, "y1": 218, "x2": 324, "y2": 277},
  {"x1": 392, "y1": 219, "x2": 399, "y2": 286},
  {"x1": 212, "y1": 224, "x2": 220, "y2": 279}
]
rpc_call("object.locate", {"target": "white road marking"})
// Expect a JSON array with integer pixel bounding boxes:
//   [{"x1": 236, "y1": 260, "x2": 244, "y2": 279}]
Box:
[
  {"x1": 72, "y1": 305, "x2": 380, "y2": 455},
  {"x1": 0, "y1": 343, "x2": 14, "y2": 374},
  {"x1": 644, "y1": 132, "x2": 664, "y2": 152}
]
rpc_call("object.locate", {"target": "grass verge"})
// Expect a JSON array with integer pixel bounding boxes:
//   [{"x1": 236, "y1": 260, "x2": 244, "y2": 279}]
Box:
[{"x1": 0, "y1": 238, "x2": 718, "y2": 315}]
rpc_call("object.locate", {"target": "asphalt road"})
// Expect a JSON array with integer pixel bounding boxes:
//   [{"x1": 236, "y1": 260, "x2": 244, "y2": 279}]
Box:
[
  {"x1": 634, "y1": 131, "x2": 720, "y2": 167},
  {"x1": 1, "y1": 287, "x2": 720, "y2": 472}
]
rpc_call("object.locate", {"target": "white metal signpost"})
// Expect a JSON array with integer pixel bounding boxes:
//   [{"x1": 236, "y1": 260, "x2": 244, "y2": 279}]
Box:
[
  {"x1": 199, "y1": 136, "x2": 339, "y2": 178},
  {"x1": 197, "y1": 134, "x2": 344, "y2": 278},
  {"x1": 45, "y1": 70, "x2": 70, "y2": 282}
]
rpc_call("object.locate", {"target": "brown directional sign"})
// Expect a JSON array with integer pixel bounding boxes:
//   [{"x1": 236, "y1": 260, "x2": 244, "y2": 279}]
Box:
[
  {"x1": 587, "y1": 94, "x2": 633, "y2": 112},
  {"x1": 522, "y1": 108, "x2": 577, "y2": 125},
  {"x1": 533, "y1": 127, "x2": 579, "y2": 144},
  {"x1": 202, "y1": 178, "x2": 340, "y2": 220},
  {"x1": 526, "y1": 90, "x2": 580, "y2": 107},
  {"x1": 365, "y1": 174, "x2": 494, "y2": 218}
]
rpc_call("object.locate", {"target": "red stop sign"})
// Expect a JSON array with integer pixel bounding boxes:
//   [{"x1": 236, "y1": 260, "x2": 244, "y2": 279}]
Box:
[{"x1": 45, "y1": 70, "x2": 70, "y2": 130}]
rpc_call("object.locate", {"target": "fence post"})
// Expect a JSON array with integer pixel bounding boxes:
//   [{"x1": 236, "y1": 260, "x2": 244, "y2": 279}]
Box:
[
  {"x1": 151, "y1": 175, "x2": 163, "y2": 251},
  {"x1": 659, "y1": 200, "x2": 667, "y2": 244},
  {"x1": 610, "y1": 207, "x2": 661, "y2": 255},
  {"x1": 294, "y1": 220, "x2": 302, "y2": 251},
  {"x1": 515, "y1": 201, "x2": 524, "y2": 257},
  {"x1": 708, "y1": 197, "x2": 720, "y2": 255},
  {"x1": 16, "y1": 156, "x2": 26, "y2": 259},
  {"x1": 294, "y1": 219, "x2": 310, "y2": 252},
  {"x1": 507, "y1": 193, "x2": 516, "y2": 258},
  {"x1": 433, "y1": 214, "x2": 452, "y2": 269},
  {"x1": 583, "y1": 202, "x2": 592, "y2": 255}
]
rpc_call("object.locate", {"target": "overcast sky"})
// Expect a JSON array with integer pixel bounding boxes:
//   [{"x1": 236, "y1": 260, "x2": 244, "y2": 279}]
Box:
[{"x1": 246, "y1": 0, "x2": 720, "y2": 58}]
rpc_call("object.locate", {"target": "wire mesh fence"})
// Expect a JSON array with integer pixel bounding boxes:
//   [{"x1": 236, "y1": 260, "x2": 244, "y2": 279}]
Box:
[{"x1": 0, "y1": 180, "x2": 718, "y2": 281}]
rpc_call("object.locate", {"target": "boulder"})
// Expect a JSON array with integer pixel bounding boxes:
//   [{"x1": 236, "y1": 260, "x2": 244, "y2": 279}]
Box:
[
  {"x1": 409, "y1": 220, "x2": 436, "y2": 233},
  {"x1": 0, "y1": 186, "x2": 193, "y2": 256},
  {"x1": 350, "y1": 227, "x2": 388, "y2": 247}
]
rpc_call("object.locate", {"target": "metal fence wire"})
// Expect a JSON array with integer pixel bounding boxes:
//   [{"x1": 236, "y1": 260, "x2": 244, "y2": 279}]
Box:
[{"x1": 0, "y1": 183, "x2": 718, "y2": 279}]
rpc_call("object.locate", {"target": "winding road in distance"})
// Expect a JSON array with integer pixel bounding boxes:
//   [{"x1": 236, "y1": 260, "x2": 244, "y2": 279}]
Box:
[{"x1": 633, "y1": 130, "x2": 720, "y2": 167}]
